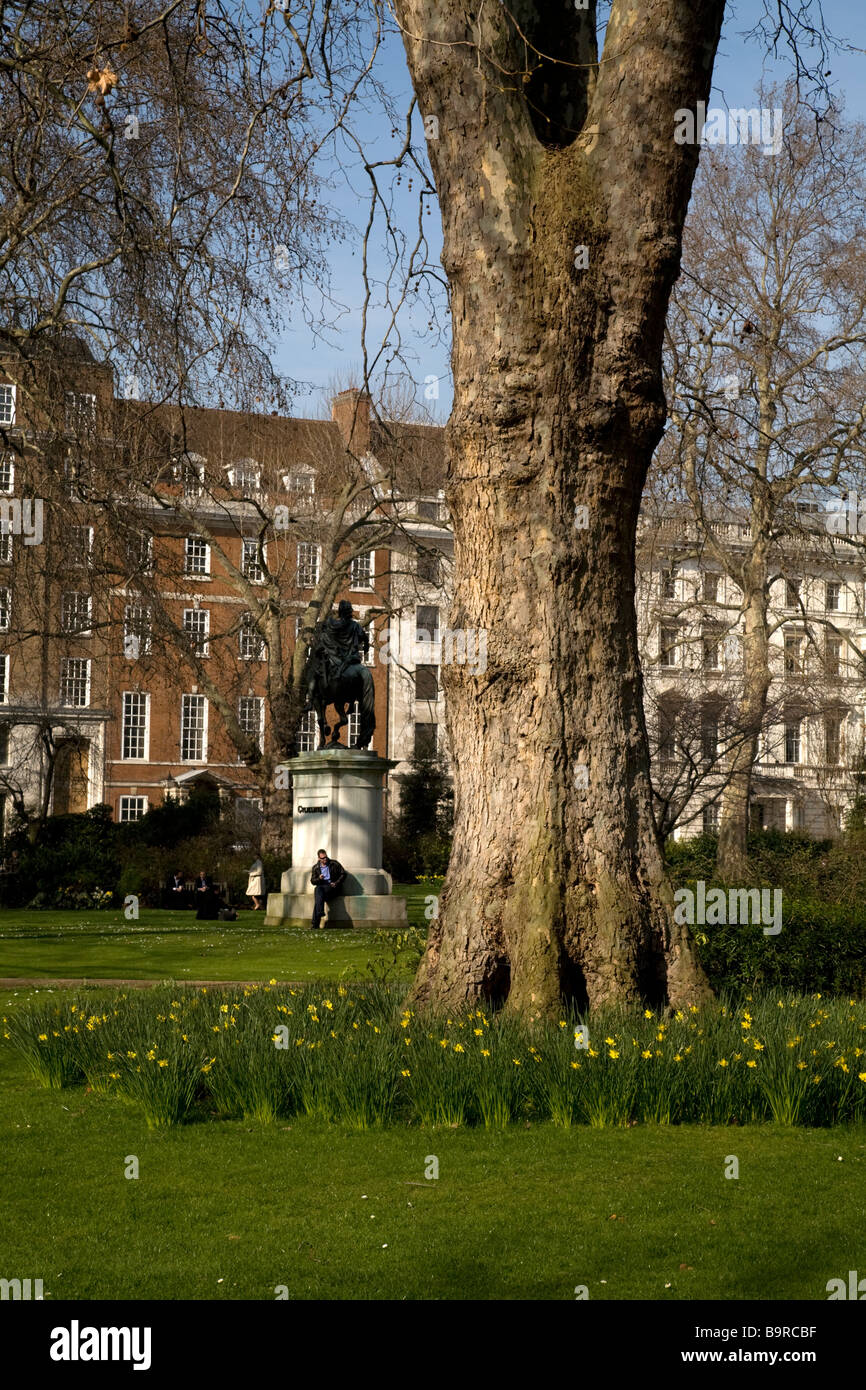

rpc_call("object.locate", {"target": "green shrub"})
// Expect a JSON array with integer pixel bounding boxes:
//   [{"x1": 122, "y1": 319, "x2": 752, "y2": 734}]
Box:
[{"x1": 690, "y1": 896, "x2": 866, "y2": 997}]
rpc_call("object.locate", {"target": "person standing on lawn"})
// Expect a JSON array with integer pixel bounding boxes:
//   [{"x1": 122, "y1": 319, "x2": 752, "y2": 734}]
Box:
[
  {"x1": 246, "y1": 857, "x2": 266, "y2": 910},
  {"x1": 310, "y1": 848, "x2": 345, "y2": 928}
]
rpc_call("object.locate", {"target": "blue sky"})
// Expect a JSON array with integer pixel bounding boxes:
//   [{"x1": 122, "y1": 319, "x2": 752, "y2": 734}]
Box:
[{"x1": 277, "y1": 0, "x2": 865, "y2": 421}]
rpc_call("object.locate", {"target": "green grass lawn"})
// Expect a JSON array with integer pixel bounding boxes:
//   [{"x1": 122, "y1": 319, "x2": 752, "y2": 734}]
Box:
[
  {"x1": 0, "y1": 883, "x2": 437, "y2": 982},
  {"x1": 1, "y1": 1021, "x2": 863, "y2": 1301},
  {"x1": 4, "y1": 902, "x2": 865, "y2": 1302}
]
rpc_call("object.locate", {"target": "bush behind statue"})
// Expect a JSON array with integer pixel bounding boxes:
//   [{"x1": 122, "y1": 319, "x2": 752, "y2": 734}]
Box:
[{"x1": 3, "y1": 798, "x2": 272, "y2": 910}]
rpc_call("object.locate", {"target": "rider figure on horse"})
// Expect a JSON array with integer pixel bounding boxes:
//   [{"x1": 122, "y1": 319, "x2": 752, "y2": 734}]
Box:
[{"x1": 322, "y1": 600, "x2": 370, "y2": 681}]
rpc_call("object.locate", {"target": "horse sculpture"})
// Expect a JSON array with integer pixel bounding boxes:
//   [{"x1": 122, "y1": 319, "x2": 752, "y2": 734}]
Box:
[{"x1": 301, "y1": 601, "x2": 376, "y2": 750}]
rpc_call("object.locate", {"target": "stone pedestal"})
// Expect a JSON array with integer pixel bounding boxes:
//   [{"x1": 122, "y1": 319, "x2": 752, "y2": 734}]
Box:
[{"x1": 264, "y1": 747, "x2": 408, "y2": 929}]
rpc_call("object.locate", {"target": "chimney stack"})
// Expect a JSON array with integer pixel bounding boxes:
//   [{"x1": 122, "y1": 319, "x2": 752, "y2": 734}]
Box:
[{"x1": 331, "y1": 387, "x2": 371, "y2": 457}]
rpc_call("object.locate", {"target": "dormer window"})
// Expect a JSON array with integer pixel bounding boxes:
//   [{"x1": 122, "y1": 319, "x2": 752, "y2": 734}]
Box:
[
  {"x1": 283, "y1": 470, "x2": 315, "y2": 497},
  {"x1": 175, "y1": 453, "x2": 206, "y2": 497},
  {"x1": 229, "y1": 458, "x2": 262, "y2": 493}
]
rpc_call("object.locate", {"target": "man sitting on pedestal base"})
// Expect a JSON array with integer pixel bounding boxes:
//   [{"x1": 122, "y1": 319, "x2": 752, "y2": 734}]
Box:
[{"x1": 310, "y1": 848, "x2": 346, "y2": 928}]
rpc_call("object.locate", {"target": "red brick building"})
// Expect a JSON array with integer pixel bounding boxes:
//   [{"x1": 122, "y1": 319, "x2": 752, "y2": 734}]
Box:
[{"x1": 0, "y1": 355, "x2": 443, "y2": 835}]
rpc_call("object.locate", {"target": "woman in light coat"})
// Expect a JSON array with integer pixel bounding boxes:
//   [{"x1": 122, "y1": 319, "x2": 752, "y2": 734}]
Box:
[{"x1": 246, "y1": 857, "x2": 266, "y2": 910}]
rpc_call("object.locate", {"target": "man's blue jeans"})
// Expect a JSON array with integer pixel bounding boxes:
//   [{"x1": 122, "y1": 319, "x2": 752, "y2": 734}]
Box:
[{"x1": 312, "y1": 882, "x2": 339, "y2": 927}]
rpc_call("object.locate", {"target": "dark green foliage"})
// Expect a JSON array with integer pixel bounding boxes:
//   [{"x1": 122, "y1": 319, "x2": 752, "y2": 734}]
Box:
[
  {"x1": 693, "y1": 899, "x2": 866, "y2": 997},
  {"x1": 387, "y1": 752, "x2": 453, "y2": 879},
  {"x1": 3, "y1": 795, "x2": 270, "y2": 909},
  {"x1": 667, "y1": 830, "x2": 866, "y2": 996}
]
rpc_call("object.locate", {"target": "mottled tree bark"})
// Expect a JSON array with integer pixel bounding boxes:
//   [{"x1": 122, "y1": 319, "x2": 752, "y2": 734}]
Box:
[{"x1": 396, "y1": 0, "x2": 724, "y2": 1013}]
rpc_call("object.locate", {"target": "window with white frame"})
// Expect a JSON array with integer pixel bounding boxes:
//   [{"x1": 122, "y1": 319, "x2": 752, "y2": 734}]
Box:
[
  {"x1": 296, "y1": 542, "x2": 320, "y2": 588},
  {"x1": 657, "y1": 702, "x2": 679, "y2": 763},
  {"x1": 60, "y1": 657, "x2": 90, "y2": 707},
  {"x1": 826, "y1": 580, "x2": 841, "y2": 613},
  {"x1": 661, "y1": 569, "x2": 676, "y2": 600},
  {"x1": 284, "y1": 471, "x2": 315, "y2": 496},
  {"x1": 702, "y1": 627, "x2": 722, "y2": 672},
  {"x1": 61, "y1": 591, "x2": 92, "y2": 635},
  {"x1": 347, "y1": 701, "x2": 361, "y2": 748},
  {"x1": 0, "y1": 531, "x2": 10, "y2": 565},
  {"x1": 118, "y1": 795, "x2": 148, "y2": 823},
  {"x1": 183, "y1": 608, "x2": 210, "y2": 657},
  {"x1": 784, "y1": 717, "x2": 802, "y2": 765},
  {"x1": 785, "y1": 577, "x2": 801, "y2": 608},
  {"x1": 702, "y1": 802, "x2": 720, "y2": 834},
  {"x1": 297, "y1": 708, "x2": 316, "y2": 752},
  {"x1": 239, "y1": 612, "x2": 266, "y2": 660},
  {"x1": 702, "y1": 571, "x2": 720, "y2": 603},
  {"x1": 784, "y1": 632, "x2": 803, "y2": 675},
  {"x1": 69, "y1": 526, "x2": 93, "y2": 569},
  {"x1": 184, "y1": 536, "x2": 210, "y2": 576},
  {"x1": 64, "y1": 391, "x2": 96, "y2": 433},
  {"x1": 825, "y1": 713, "x2": 842, "y2": 766},
  {"x1": 177, "y1": 454, "x2": 205, "y2": 496},
  {"x1": 659, "y1": 624, "x2": 679, "y2": 668},
  {"x1": 181, "y1": 693, "x2": 207, "y2": 760},
  {"x1": 0, "y1": 452, "x2": 14, "y2": 492},
  {"x1": 416, "y1": 549, "x2": 441, "y2": 584},
  {"x1": 121, "y1": 692, "x2": 149, "y2": 760},
  {"x1": 242, "y1": 538, "x2": 266, "y2": 583},
  {"x1": 349, "y1": 551, "x2": 374, "y2": 590},
  {"x1": 124, "y1": 603, "x2": 152, "y2": 659},
  {"x1": 0, "y1": 385, "x2": 17, "y2": 427},
  {"x1": 825, "y1": 635, "x2": 842, "y2": 678},
  {"x1": 356, "y1": 610, "x2": 375, "y2": 664},
  {"x1": 0, "y1": 653, "x2": 7, "y2": 702},
  {"x1": 125, "y1": 528, "x2": 153, "y2": 573},
  {"x1": 701, "y1": 714, "x2": 719, "y2": 762},
  {"x1": 238, "y1": 696, "x2": 264, "y2": 755},
  {"x1": 415, "y1": 605, "x2": 440, "y2": 644},
  {"x1": 230, "y1": 459, "x2": 261, "y2": 492},
  {"x1": 0, "y1": 587, "x2": 8, "y2": 632},
  {"x1": 63, "y1": 455, "x2": 93, "y2": 497}
]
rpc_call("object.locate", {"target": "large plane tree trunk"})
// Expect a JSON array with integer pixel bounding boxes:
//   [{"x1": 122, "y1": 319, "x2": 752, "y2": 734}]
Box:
[{"x1": 397, "y1": 0, "x2": 724, "y2": 1013}]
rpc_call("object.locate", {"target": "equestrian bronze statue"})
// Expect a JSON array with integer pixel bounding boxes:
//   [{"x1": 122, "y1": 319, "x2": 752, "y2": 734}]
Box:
[{"x1": 301, "y1": 600, "x2": 376, "y2": 749}]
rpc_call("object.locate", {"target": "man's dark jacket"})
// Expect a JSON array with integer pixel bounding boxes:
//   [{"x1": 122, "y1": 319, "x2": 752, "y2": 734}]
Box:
[{"x1": 310, "y1": 859, "x2": 345, "y2": 888}]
